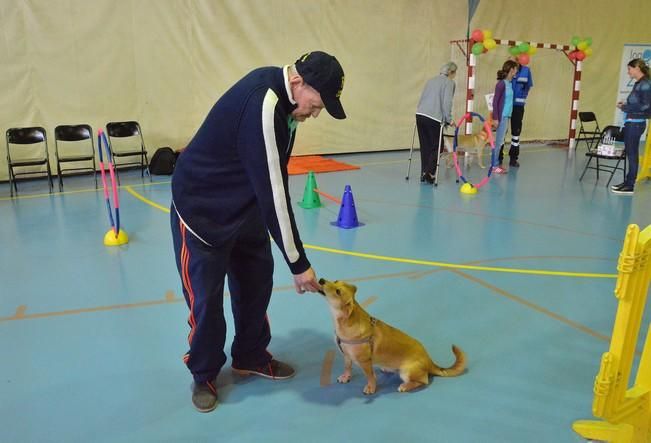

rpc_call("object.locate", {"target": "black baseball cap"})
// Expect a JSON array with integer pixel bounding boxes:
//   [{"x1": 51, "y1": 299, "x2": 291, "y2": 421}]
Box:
[{"x1": 295, "y1": 51, "x2": 346, "y2": 119}]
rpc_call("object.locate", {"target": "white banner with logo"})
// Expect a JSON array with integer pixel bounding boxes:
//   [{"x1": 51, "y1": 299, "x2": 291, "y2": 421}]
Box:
[{"x1": 614, "y1": 44, "x2": 651, "y2": 140}]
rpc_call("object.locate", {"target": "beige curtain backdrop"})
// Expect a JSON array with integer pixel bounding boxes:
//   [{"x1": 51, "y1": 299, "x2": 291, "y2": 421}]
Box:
[{"x1": 0, "y1": 0, "x2": 649, "y2": 181}]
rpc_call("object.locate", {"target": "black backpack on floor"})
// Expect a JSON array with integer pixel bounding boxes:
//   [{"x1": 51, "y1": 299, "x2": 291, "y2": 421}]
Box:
[{"x1": 149, "y1": 147, "x2": 178, "y2": 175}]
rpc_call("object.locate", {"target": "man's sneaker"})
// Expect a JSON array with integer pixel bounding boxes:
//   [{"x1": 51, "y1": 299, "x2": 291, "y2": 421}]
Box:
[
  {"x1": 509, "y1": 161, "x2": 520, "y2": 167},
  {"x1": 232, "y1": 359, "x2": 296, "y2": 380},
  {"x1": 612, "y1": 185, "x2": 634, "y2": 195},
  {"x1": 493, "y1": 166, "x2": 508, "y2": 174},
  {"x1": 610, "y1": 182, "x2": 625, "y2": 191},
  {"x1": 192, "y1": 378, "x2": 218, "y2": 413}
]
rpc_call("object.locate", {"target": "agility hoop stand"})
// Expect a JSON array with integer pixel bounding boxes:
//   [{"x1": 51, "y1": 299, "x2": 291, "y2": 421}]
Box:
[
  {"x1": 98, "y1": 129, "x2": 128, "y2": 246},
  {"x1": 452, "y1": 112, "x2": 496, "y2": 194}
]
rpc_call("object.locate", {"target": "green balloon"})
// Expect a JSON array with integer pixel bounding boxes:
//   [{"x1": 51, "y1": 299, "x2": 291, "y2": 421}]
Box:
[
  {"x1": 518, "y1": 42, "x2": 530, "y2": 53},
  {"x1": 585, "y1": 37, "x2": 592, "y2": 46},
  {"x1": 571, "y1": 36, "x2": 580, "y2": 46},
  {"x1": 472, "y1": 42, "x2": 484, "y2": 55},
  {"x1": 509, "y1": 46, "x2": 520, "y2": 55}
]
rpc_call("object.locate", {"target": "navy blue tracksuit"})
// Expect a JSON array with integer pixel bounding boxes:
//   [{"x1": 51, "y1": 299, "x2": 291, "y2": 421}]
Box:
[{"x1": 171, "y1": 66, "x2": 310, "y2": 382}]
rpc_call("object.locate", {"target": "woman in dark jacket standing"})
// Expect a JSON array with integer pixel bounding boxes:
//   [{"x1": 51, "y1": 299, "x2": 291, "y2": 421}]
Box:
[{"x1": 612, "y1": 58, "x2": 651, "y2": 195}]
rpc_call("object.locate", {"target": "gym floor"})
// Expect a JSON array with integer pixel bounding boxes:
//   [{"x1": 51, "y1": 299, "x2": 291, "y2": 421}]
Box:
[{"x1": 1, "y1": 145, "x2": 649, "y2": 442}]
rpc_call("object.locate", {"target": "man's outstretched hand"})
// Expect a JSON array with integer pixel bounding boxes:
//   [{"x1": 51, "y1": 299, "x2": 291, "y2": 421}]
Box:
[{"x1": 293, "y1": 267, "x2": 321, "y2": 294}]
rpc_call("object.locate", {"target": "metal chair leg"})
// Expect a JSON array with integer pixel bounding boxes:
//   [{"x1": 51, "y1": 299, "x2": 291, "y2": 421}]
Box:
[
  {"x1": 405, "y1": 124, "x2": 417, "y2": 180},
  {"x1": 47, "y1": 163, "x2": 53, "y2": 193},
  {"x1": 606, "y1": 160, "x2": 622, "y2": 187},
  {"x1": 8, "y1": 165, "x2": 14, "y2": 198},
  {"x1": 433, "y1": 125, "x2": 445, "y2": 187},
  {"x1": 579, "y1": 156, "x2": 593, "y2": 181},
  {"x1": 57, "y1": 161, "x2": 64, "y2": 192}
]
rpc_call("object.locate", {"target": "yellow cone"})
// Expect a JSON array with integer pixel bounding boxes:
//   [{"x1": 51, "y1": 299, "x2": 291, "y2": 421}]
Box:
[
  {"x1": 460, "y1": 183, "x2": 478, "y2": 195},
  {"x1": 104, "y1": 229, "x2": 129, "y2": 246}
]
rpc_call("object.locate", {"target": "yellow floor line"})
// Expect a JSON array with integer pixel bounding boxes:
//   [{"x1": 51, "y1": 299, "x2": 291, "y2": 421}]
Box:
[
  {"x1": 123, "y1": 187, "x2": 617, "y2": 280},
  {"x1": 124, "y1": 186, "x2": 170, "y2": 212},
  {"x1": 306, "y1": 245, "x2": 616, "y2": 279}
]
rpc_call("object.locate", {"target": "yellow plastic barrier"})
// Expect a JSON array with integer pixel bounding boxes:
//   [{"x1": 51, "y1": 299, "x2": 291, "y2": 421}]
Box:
[
  {"x1": 637, "y1": 127, "x2": 651, "y2": 182},
  {"x1": 573, "y1": 224, "x2": 651, "y2": 443}
]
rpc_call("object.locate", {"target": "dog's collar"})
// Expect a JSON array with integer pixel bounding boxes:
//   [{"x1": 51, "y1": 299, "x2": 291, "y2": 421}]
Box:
[{"x1": 335, "y1": 317, "x2": 377, "y2": 353}]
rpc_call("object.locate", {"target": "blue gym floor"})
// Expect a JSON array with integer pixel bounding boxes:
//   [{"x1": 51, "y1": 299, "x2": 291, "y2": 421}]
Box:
[{"x1": 1, "y1": 145, "x2": 649, "y2": 442}]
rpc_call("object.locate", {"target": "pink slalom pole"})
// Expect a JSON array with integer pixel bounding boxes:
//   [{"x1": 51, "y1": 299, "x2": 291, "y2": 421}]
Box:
[
  {"x1": 475, "y1": 176, "x2": 490, "y2": 189},
  {"x1": 100, "y1": 161, "x2": 111, "y2": 200},
  {"x1": 453, "y1": 152, "x2": 463, "y2": 177},
  {"x1": 108, "y1": 161, "x2": 119, "y2": 209}
]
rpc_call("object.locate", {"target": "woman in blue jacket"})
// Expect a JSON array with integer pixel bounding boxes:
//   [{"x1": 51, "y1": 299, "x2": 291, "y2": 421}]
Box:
[{"x1": 612, "y1": 58, "x2": 651, "y2": 195}]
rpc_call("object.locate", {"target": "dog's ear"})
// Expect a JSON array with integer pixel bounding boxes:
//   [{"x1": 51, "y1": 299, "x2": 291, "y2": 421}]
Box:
[{"x1": 343, "y1": 300, "x2": 355, "y2": 318}]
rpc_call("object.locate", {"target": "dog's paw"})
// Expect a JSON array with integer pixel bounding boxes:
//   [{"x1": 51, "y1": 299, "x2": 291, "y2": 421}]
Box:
[
  {"x1": 398, "y1": 381, "x2": 423, "y2": 392},
  {"x1": 337, "y1": 374, "x2": 351, "y2": 384},
  {"x1": 363, "y1": 384, "x2": 376, "y2": 395}
]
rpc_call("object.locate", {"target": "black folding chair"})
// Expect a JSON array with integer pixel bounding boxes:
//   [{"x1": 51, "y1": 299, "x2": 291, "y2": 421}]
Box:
[
  {"x1": 579, "y1": 125, "x2": 626, "y2": 187},
  {"x1": 5, "y1": 127, "x2": 54, "y2": 197},
  {"x1": 106, "y1": 121, "x2": 151, "y2": 184},
  {"x1": 54, "y1": 124, "x2": 97, "y2": 191},
  {"x1": 576, "y1": 112, "x2": 601, "y2": 151}
]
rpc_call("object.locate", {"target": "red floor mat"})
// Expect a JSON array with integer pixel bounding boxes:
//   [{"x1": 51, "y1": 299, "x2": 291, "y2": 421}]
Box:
[{"x1": 287, "y1": 155, "x2": 360, "y2": 175}]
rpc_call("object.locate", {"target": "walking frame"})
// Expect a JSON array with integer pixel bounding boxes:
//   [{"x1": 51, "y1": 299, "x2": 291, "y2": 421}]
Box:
[{"x1": 405, "y1": 123, "x2": 447, "y2": 186}]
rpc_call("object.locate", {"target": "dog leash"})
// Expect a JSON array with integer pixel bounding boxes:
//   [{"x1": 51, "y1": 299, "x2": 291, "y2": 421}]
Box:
[{"x1": 335, "y1": 317, "x2": 377, "y2": 354}]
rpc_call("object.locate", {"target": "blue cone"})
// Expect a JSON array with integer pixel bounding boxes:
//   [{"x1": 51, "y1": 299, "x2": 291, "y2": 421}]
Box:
[{"x1": 331, "y1": 185, "x2": 364, "y2": 229}]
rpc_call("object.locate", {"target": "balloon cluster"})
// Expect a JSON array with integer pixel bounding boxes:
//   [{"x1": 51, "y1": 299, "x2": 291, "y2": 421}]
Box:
[
  {"x1": 508, "y1": 42, "x2": 536, "y2": 65},
  {"x1": 568, "y1": 36, "x2": 593, "y2": 62},
  {"x1": 470, "y1": 29, "x2": 497, "y2": 56}
]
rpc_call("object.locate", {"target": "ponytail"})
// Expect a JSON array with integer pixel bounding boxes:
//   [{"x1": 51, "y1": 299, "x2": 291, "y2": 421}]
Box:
[{"x1": 496, "y1": 60, "x2": 519, "y2": 80}]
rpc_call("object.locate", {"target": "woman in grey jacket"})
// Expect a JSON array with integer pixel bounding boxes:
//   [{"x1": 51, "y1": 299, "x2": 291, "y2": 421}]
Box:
[{"x1": 415, "y1": 62, "x2": 457, "y2": 183}]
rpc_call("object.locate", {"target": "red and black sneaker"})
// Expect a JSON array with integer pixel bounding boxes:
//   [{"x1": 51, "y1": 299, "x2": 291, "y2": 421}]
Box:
[{"x1": 232, "y1": 359, "x2": 296, "y2": 380}]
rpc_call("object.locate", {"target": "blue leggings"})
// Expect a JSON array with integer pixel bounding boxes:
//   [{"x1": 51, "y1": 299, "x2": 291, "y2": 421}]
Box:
[
  {"x1": 623, "y1": 121, "x2": 647, "y2": 186},
  {"x1": 494, "y1": 117, "x2": 510, "y2": 166}
]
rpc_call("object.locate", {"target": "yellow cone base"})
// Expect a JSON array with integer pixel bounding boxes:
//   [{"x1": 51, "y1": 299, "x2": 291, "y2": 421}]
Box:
[
  {"x1": 460, "y1": 183, "x2": 478, "y2": 195},
  {"x1": 104, "y1": 229, "x2": 129, "y2": 246}
]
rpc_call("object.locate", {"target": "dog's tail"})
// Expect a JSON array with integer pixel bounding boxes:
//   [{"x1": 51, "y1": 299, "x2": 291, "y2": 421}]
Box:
[{"x1": 429, "y1": 345, "x2": 466, "y2": 377}]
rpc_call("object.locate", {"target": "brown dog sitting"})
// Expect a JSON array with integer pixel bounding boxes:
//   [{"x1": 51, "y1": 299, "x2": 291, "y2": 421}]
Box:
[{"x1": 318, "y1": 278, "x2": 466, "y2": 395}]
